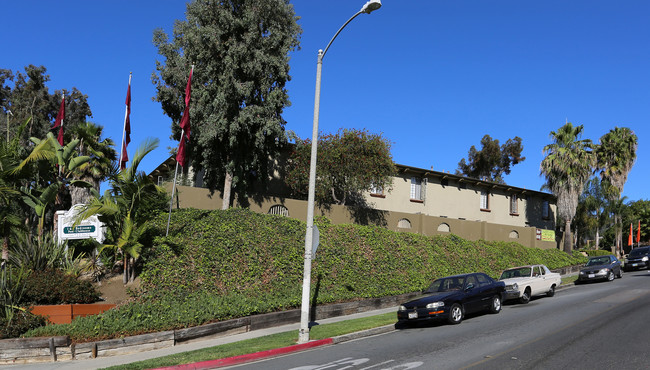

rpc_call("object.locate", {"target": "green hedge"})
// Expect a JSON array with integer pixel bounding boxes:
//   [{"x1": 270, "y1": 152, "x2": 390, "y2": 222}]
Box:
[
  {"x1": 24, "y1": 208, "x2": 586, "y2": 342},
  {"x1": 580, "y1": 249, "x2": 613, "y2": 256}
]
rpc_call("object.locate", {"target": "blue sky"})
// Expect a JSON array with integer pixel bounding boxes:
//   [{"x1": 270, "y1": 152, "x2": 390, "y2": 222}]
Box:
[{"x1": 3, "y1": 1, "x2": 649, "y2": 201}]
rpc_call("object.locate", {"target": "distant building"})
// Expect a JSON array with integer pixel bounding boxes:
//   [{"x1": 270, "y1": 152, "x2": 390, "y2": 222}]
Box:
[{"x1": 150, "y1": 158, "x2": 557, "y2": 249}]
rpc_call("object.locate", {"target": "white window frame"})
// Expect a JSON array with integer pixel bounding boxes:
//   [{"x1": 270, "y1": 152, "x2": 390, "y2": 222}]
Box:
[
  {"x1": 510, "y1": 194, "x2": 518, "y2": 214},
  {"x1": 410, "y1": 177, "x2": 422, "y2": 201},
  {"x1": 480, "y1": 190, "x2": 489, "y2": 210}
]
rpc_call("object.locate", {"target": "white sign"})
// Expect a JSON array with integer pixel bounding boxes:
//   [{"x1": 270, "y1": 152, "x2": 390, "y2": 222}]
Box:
[{"x1": 56, "y1": 204, "x2": 105, "y2": 244}]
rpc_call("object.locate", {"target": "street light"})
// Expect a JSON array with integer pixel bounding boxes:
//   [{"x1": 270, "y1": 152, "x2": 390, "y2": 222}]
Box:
[{"x1": 298, "y1": 0, "x2": 382, "y2": 345}]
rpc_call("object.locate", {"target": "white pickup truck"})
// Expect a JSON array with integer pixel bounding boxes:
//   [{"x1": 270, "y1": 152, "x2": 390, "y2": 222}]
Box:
[{"x1": 499, "y1": 265, "x2": 561, "y2": 304}]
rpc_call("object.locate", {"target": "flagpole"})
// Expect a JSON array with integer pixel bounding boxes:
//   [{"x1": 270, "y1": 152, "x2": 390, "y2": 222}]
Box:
[
  {"x1": 119, "y1": 72, "x2": 132, "y2": 169},
  {"x1": 165, "y1": 64, "x2": 193, "y2": 236}
]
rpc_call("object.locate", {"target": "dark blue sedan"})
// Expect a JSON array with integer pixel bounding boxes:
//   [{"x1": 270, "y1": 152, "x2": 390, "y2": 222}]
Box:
[{"x1": 397, "y1": 272, "x2": 505, "y2": 325}]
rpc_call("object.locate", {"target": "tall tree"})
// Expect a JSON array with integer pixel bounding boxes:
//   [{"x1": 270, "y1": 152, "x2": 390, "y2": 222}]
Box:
[
  {"x1": 0, "y1": 118, "x2": 30, "y2": 265},
  {"x1": 595, "y1": 127, "x2": 638, "y2": 254},
  {"x1": 287, "y1": 128, "x2": 396, "y2": 206},
  {"x1": 153, "y1": 0, "x2": 302, "y2": 210},
  {"x1": 540, "y1": 122, "x2": 595, "y2": 253},
  {"x1": 456, "y1": 135, "x2": 525, "y2": 184},
  {"x1": 1, "y1": 65, "x2": 92, "y2": 152},
  {"x1": 574, "y1": 177, "x2": 616, "y2": 249}
]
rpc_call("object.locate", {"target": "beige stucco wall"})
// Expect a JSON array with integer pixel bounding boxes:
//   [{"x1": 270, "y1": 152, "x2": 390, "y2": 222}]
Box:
[
  {"x1": 167, "y1": 184, "x2": 557, "y2": 250},
  {"x1": 365, "y1": 172, "x2": 556, "y2": 232}
]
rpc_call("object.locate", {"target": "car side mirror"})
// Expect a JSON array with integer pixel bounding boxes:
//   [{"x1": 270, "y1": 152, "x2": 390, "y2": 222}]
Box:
[{"x1": 465, "y1": 283, "x2": 474, "y2": 291}]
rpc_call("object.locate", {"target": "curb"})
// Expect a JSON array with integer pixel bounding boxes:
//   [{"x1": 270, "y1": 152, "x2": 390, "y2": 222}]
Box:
[
  {"x1": 156, "y1": 338, "x2": 333, "y2": 369},
  {"x1": 157, "y1": 325, "x2": 397, "y2": 369}
]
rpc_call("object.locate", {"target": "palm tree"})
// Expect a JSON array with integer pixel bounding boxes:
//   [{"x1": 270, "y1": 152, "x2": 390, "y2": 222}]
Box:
[
  {"x1": 540, "y1": 122, "x2": 595, "y2": 253},
  {"x1": 78, "y1": 138, "x2": 164, "y2": 284},
  {"x1": 14, "y1": 132, "x2": 91, "y2": 237},
  {"x1": 596, "y1": 127, "x2": 638, "y2": 255},
  {"x1": 69, "y1": 122, "x2": 117, "y2": 205}
]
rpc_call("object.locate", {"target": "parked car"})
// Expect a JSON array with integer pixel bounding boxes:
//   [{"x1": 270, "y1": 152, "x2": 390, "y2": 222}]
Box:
[
  {"x1": 623, "y1": 246, "x2": 650, "y2": 272},
  {"x1": 498, "y1": 265, "x2": 561, "y2": 304},
  {"x1": 577, "y1": 255, "x2": 622, "y2": 283},
  {"x1": 397, "y1": 273, "x2": 505, "y2": 325}
]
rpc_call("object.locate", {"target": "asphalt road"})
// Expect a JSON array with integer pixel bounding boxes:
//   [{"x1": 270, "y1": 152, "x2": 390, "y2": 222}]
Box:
[{"x1": 230, "y1": 270, "x2": 650, "y2": 370}]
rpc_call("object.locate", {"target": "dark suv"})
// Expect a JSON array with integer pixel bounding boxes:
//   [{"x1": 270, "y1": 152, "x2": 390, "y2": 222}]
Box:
[{"x1": 623, "y1": 246, "x2": 650, "y2": 272}]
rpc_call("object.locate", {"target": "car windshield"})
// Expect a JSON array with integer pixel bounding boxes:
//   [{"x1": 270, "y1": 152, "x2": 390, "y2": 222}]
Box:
[
  {"x1": 500, "y1": 267, "x2": 532, "y2": 279},
  {"x1": 629, "y1": 248, "x2": 649, "y2": 257},
  {"x1": 425, "y1": 276, "x2": 466, "y2": 293},
  {"x1": 586, "y1": 257, "x2": 610, "y2": 266}
]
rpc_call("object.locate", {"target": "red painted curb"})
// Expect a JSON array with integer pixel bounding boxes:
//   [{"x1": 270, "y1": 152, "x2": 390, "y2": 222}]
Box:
[{"x1": 155, "y1": 338, "x2": 334, "y2": 369}]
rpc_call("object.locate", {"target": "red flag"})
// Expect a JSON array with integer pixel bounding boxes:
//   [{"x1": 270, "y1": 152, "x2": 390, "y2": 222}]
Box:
[
  {"x1": 628, "y1": 223, "x2": 633, "y2": 246},
  {"x1": 120, "y1": 75, "x2": 132, "y2": 170},
  {"x1": 53, "y1": 96, "x2": 65, "y2": 146},
  {"x1": 637, "y1": 220, "x2": 641, "y2": 243},
  {"x1": 176, "y1": 67, "x2": 193, "y2": 166}
]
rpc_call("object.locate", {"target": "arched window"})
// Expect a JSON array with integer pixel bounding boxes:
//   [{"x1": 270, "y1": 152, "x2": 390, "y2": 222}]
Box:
[
  {"x1": 437, "y1": 223, "x2": 450, "y2": 232},
  {"x1": 397, "y1": 218, "x2": 412, "y2": 229},
  {"x1": 268, "y1": 205, "x2": 289, "y2": 217},
  {"x1": 509, "y1": 230, "x2": 519, "y2": 239}
]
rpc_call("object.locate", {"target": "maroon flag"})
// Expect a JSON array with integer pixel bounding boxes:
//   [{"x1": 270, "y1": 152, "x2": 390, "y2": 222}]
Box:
[
  {"x1": 53, "y1": 96, "x2": 65, "y2": 145},
  {"x1": 176, "y1": 67, "x2": 193, "y2": 166},
  {"x1": 120, "y1": 75, "x2": 132, "y2": 170}
]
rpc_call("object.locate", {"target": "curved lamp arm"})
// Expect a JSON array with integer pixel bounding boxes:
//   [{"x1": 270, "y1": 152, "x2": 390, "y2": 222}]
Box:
[{"x1": 321, "y1": 0, "x2": 382, "y2": 60}]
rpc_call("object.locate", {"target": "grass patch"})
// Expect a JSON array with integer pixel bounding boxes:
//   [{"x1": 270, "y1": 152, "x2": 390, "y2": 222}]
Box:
[
  {"x1": 103, "y1": 312, "x2": 397, "y2": 370},
  {"x1": 561, "y1": 275, "x2": 578, "y2": 285}
]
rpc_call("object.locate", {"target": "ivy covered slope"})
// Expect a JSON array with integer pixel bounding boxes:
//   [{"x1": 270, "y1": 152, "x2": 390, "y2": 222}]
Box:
[
  {"x1": 25, "y1": 208, "x2": 586, "y2": 341},
  {"x1": 142, "y1": 208, "x2": 586, "y2": 302}
]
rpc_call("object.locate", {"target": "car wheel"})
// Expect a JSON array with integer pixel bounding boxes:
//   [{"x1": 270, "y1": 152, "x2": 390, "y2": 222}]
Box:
[
  {"x1": 489, "y1": 296, "x2": 502, "y2": 313},
  {"x1": 617, "y1": 269, "x2": 623, "y2": 278},
  {"x1": 448, "y1": 303, "x2": 463, "y2": 324},
  {"x1": 607, "y1": 271, "x2": 615, "y2": 282},
  {"x1": 519, "y1": 288, "x2": 531, "y2": 304},
  {"x1": 547, "y1": 285, "x2": 556, "y2": 297}
]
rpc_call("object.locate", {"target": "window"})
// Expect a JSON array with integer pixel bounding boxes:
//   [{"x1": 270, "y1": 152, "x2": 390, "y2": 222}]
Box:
[
  {"x1": 510, "y1": 194, "x2": 518, "y2": 215},
  {"x1": 509, "y1": 230, "x2": 519, "y2": 239},
  {"x1": 480, "y1": 190, "x2": 489, "y2": 211},
  {"x1": 370, "y1": 183, "x2": 384, "y2": 197},
  {"x1": 476, "y1": 273, "x2": 491, "y2": 287},
  {"x1": 465, "y1": 275, "x2": 478, "y2": 289},
  {"x1": 437, "y1": 223, "x2": 450, "y2": 232},
  {"x1": 397, "y1": 218, "x2": 412, "y2": 229},
  {"x1": 268, "y1": 205, "x2": 289, "y2": 217},
  {"x1": 542, "y1": 200, "x2": 550, "y2": 219},
  {"x1": 410, "y1": 177, "x2": 423, "y2": 201}
]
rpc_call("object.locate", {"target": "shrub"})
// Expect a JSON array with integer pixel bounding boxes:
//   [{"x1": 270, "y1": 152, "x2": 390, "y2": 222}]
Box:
[
  {"x1": 21, "y1": 269, "x2": 100, "y2": 305},
  {"x1": 0, "y1": 310, "x2": 46, "y2": 339}
]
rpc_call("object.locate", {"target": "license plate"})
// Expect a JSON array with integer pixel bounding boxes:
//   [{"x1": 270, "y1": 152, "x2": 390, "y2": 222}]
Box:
[
  {"x1": 408, "y1": 312, "x2": 418, "y2": 319},
  {"x1": 588, "y1": 274, "x2": 595, "y2": 278},
  {"x1": 632, "y1": 263, "x2": 639, "y2": 267}
]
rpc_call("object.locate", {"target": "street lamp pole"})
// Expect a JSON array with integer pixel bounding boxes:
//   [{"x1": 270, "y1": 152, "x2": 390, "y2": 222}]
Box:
[{"x1": 298, "y1": 0, "x2": 382, "y2": 345}]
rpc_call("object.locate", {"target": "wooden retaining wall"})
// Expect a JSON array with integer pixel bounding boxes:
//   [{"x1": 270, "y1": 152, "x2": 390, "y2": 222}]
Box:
[{"x1": 0, "y1": 292, "x2": 419, "y2": 365}]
